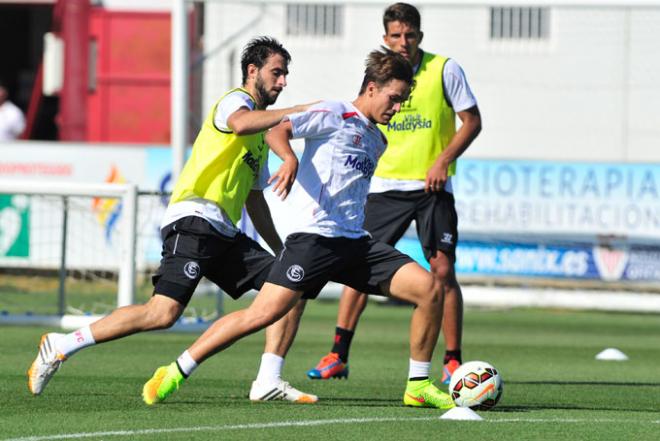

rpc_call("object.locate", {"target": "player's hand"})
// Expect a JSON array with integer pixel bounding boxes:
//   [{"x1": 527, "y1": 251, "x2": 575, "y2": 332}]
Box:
[
  {"x1": 268, "y1": 155, "x2": 298, "y2": 200},
  {"x1": 425, "y1": 161, "x2": 448, "y2": 193}
]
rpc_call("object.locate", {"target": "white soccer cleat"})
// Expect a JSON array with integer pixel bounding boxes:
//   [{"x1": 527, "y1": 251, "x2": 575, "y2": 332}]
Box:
[
  {"x1": 27, "y1": 333, "x2": 67, "y2": 395},
  {"x1": 249, "y1": 379, "x2": 318, "y2": 403}
]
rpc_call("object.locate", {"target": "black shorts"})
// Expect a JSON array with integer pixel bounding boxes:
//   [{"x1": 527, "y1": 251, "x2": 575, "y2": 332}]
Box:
[
  {"x1": 266, "y1": 233, "x2": 414, "y2": 299},
  {"x1": 152, "y1": 216, "x2": 274, "y2": 305},
  {"x1": 363, "y1": 190, "x2": 458, "y2": 262}
]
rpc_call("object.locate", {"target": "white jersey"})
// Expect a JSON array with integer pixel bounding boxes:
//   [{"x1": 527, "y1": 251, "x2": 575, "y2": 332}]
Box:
[
  {"x1": 285, "y1": 100, "x2": 387, "y2": 238},
  {"x1": 161, "y1": 90, "x2": 270, "y2": 236}
]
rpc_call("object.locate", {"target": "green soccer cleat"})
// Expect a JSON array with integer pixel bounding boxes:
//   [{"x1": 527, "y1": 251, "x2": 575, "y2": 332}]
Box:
[
  {"x1": 403, "y1": 378, "x2": 455, "y2": 410},
  {"x1": 142, "y1": 363, "x2": 185, "y2": 405}
]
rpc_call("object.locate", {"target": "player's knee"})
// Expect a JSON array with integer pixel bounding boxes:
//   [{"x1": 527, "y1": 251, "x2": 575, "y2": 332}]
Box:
[
  {"x1": 416, "y1": 275, "x2": 444, "y2": 308},
  {"x1": 400, "y1": 274, "x2": 442, "y2": 308},
  {"x1": 246, "y1": 306, "x2": 288, "y2": 330},
  {"x1": 143, "y1": 297, "x2": 182, "y2": 330}
]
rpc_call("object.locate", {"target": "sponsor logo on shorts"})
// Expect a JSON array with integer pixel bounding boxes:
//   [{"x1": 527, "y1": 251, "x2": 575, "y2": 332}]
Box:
[
  {"x1": 183, "y1": 261, "x2": 200, "y2": 279},
  {"x1": 286, "y1": 264, "x2": 305, "y2": 282},
  {"x1": 441, "y1": 233, "x2": 453, "y2": 244}
]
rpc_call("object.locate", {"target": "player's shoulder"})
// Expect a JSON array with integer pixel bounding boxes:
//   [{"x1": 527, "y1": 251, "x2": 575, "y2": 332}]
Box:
[
  {"x1": 443, "y1": 58, "x2": 464, "y2": 72},
  {"x1": 305, "y1": 100, "x2": 356, "y2": 125},
  {"x1": 423, "y1": 50, "x2": 463, "y2": 70},
  {"x1": 309, "y1": 100, "x2": 351, "y2": 114},
  {"x1": 220, "y1": 89, "x2": 255, "y2": 108}
]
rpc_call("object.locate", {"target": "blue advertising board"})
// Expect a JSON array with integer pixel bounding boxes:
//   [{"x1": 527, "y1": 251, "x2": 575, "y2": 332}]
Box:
[
  {"x1": 147, "y1": 148, "x2": 660, "y2": 282},
  {"x1": 454, "y1": 159, "x2": 660, "y2": 239}
]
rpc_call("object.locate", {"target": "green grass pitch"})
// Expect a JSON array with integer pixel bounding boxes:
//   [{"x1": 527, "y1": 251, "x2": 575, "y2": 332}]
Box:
[{"x1": 1, "y1": 299, "x2": 659, "y2": 440}]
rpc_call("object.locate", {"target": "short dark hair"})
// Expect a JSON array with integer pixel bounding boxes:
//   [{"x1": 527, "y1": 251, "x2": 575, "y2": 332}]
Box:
[
  {"x1": 383, "y1": 2, "x2": 421, "y2": 32},
  {"x1": 240, "y1": 36, "x2": 291, "y2": 85},
  {"x1": 358, "y1": 48, "x2": 414, "y2": 95}
]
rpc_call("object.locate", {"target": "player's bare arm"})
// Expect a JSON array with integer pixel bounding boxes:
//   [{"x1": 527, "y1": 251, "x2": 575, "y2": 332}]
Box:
[
  {"x1": 245, "y1": 190, "x2": 284, "y2": 254},
  {"x1": 425, "y1": 105, "x2": 481, "y2": 192},
  {"x1": 266, "y1": 120, "x2": 297, "y2": 200},
  {"x1": 226, "y1": 103, "x2": 315, "y2": 136}
]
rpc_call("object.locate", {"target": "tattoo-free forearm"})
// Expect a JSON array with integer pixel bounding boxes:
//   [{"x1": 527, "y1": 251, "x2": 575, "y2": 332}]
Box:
[{"x1": 245, "y1": 191, "x2": 283, "y2": 254}]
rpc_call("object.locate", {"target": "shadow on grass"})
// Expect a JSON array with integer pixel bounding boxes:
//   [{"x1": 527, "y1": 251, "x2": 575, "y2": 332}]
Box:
[
  {"x1": 497, "y1": 403, "x2": 659, "y2": 413},
  {"x1": 482, "y1": 406, "x2": 530, "y2": 413},
  {"x1": 507, "y1": 380, "x2": 660, "y2": 387}
]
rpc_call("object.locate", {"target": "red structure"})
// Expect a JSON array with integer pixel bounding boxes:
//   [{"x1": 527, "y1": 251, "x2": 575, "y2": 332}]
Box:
[
  {"x1": 19, "y1": 0, "x2": 195, "y2": 144},
  {"x1": 87, "y1": 9, "x2": 172, "y2": 143},
  {"x1": 59, "y1": 0, "x2": 90, "y2": 141}
]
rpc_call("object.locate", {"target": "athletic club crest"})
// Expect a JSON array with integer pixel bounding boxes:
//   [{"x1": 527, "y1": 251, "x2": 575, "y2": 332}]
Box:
[
  {"x1": 286, "y1": 264, "x2": 305, "y2": 282},
  {"x1": 183, "y1": 261, "x2": 200, "y2": 279},
  {"x1": 593, "y1": 246, "x2": 629, "y2": 281},
  {"x1": 352, "y1": 134, "x2": 362, "y2": 146}
]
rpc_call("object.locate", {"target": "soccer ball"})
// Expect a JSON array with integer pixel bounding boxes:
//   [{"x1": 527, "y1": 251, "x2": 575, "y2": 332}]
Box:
[{"x1": 448, "y1": 360, "x2": 503, "y2": 410}]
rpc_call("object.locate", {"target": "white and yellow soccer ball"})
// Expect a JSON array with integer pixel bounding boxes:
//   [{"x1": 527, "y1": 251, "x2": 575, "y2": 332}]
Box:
[{"x1": 449, "y1": 360, "x2": 503, "y2": 410}]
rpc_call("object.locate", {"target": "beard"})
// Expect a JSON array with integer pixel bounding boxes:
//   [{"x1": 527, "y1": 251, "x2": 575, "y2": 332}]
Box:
[{"x1": 254, "y1": 75, "x2": 280, "y2": 107}]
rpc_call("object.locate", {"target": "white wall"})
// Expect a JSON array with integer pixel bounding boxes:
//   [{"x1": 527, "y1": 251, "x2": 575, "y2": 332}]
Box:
[{"x1": 202, "y1": 2, "x2": 660, "y2": 163}]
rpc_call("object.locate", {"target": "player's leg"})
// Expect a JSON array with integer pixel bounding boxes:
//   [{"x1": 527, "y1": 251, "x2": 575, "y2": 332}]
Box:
[
  {"x1": 28, "y1": 217, "x2": 203, "y2": 396},
  {"x1": 263, "y1": 298, "x2": 307, "y2": 358},
  {"x1": 308, "y1": 191, "x2": 413, "y2": 380},
  {"x1": 384, "y1": 262, "x2": 454, "y2": 410},
  {"x1": 27, "y1": 295, "x2": 186, "y2": 396},
  {"x1": 417, "y1": 189, "x2": 463, "y2": 384},
  {"x1": 336, "y1": 286, "x2": 369, "y2": 330},
  {"x1": 333, "y1": 239, "x2": 452, "y2": 409},
  {"x1": 27, "y1": 296, "x2": 186, "y2": 396},
  {"x1": 386, "y1": 262, "x2": 443, "y2": 362},
  {"x1": 143, "y1": 232, "x2": 333, "y2": 404},
  {"x1": 251, "y1": 298, "x2": 318, "y2": 403},
  {"x1": 430, "y1": 251, "x2": 463, "y2": 383},
  {"x1": 306, "y1": 286, "x2": 365, "y2": 379},
  {"x1": 191, "y1": 284, "x2": 302, "y2": 362},
  {"x1": 143, "y1": 283, "x2": 303, "y2": 404}
]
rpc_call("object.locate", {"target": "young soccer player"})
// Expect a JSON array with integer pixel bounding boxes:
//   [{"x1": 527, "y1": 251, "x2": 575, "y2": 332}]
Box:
[
  {"x1": 308, "y1": 2, "x2": 482, "y2": 384},
  {"x1": 27, "y1": 36, "x2": 316, "y2": 403},
  {"x1": 142, "y1": 48, "x2": 455, "y2": 410}
]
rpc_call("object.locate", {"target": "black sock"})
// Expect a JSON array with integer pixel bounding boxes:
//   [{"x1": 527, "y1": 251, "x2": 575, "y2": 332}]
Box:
[
  {"x1": 408, "y1": 376, "x2": 429, "y2": 382},
  {"x1": 331, "y1": 326, "x2": 354, "y2": 363},
  {"x1": 444, "y1": 350, "x2": 462, "y2": 365}
]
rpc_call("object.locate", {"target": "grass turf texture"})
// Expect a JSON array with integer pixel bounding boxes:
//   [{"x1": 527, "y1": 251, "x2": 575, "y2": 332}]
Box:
[{"x1": 1, "y1": 300, "x2": 659, "y2": 440}]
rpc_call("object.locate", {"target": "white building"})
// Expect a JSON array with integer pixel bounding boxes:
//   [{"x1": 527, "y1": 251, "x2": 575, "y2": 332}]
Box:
[{"x1": 202, "y1": 0, "x2": 660, "y2": 162}]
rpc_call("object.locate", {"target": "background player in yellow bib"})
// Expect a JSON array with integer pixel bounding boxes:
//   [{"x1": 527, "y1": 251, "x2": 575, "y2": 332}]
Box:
[
  {"x1": 28, "y1": 36, "x2": 317, "y2": 403},
  {"x1": 307, "y1": 2, "x2": 482, "y2": 385}
]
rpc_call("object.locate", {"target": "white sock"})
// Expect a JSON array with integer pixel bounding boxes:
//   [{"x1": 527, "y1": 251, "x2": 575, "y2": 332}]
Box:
[
  {"x1": 176, "y1": 350, "x2": 198, "y2": 377},
  {"x1": 55, "y1": 326, "x2": 96, "y2": 357},
  {"x1": 255, "y1": 352, "x2": 284, "y2": 385},
  {"x1": 408, "y1": 358, "x2": 431, "y2": 379}
]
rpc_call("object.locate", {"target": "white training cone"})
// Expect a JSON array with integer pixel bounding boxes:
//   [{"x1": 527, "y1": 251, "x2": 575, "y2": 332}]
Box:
[
  {"x1": 440, "y1": 407, "x2": 483, "y2": 421},
  {"x1": 595, "y1": 348, "x2": 629, "y2": 361}
]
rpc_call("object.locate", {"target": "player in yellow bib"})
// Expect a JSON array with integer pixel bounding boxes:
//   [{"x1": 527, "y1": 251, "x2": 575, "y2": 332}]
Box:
[
  {"x1": 308, "y1": 2, "x2": 482, "y2": 385},
  {"x1": 27, "y1": 37, "x2": 317, "y2": 403}
]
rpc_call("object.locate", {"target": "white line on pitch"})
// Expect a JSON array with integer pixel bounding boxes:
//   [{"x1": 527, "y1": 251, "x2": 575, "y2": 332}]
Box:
[{"x1": 4, "y1": 416, "x2": 660, "y2": 441}]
